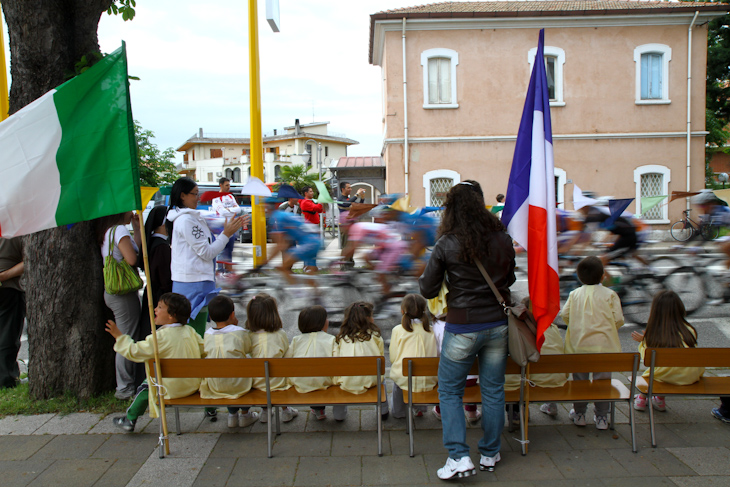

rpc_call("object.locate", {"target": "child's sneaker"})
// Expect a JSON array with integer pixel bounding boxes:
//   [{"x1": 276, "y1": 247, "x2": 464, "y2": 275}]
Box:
[
  {"x1": 227, "y1": 413, "x2": 238, "y2": 428},
  {"x1": 437, "y1": 456, "x2": 476, "y2": 480},
  {"x1": 259, "y1": 408, "x2": 269, "y2": 423},
  {"x1": 594, "y1": 415, "x2": 609, "y2": 430},
  {"x1": 569, "y1": 409, "x2": 587, "y2": 427},
  {"x1": 465, "y1": 408, "x2": 482, "y2": 423},
  {"x1": 281, "y1": 407, "x2": 299, "y2": 423},
  {"x1": 113, "y1": 416, "x2": 136, "y2": 432},
  {"x1": 711, "y1": 407, "x2": 730, "y2": 424},
  {"x1": 651, "y1": 396, "x2": 667, "y2": 412},
  {"x1": 633, "y1": 394, "x2": 648, "y2": 411},
  {"x1": 311, "y1": 408, "x2": 327, "y2": 420},
  {"x1": 539, "y1": 403, "x2": 558, "y2": 417},
  {"x1": 479, "y1": 452, "x2": 501, "y2": 472},
  {"x1": 432, "y1": 406, "x2": 442, "y2": 421},
  {"x1": 204, "y1": 408, "x2": 218, "y2": 422},
  {"x1": 412, "y1": 407, "x2": 424, "y2": 418},
  {"x1": 239, "y1": 411, "x2": 259, "y2": 427}
]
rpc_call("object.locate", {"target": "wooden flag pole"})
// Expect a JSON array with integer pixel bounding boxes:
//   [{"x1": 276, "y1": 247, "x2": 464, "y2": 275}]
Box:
[{"x1": 136, "y1": 209, "x2": 169, "y2": 456}]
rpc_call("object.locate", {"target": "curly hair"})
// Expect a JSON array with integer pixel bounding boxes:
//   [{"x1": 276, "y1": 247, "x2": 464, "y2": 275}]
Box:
[
  {"x1": 438, "y1": 180, "x2": 505, "y2": 263},
  {"x1": 336, "y1": 301, "x2": 381, "y2": 344}
]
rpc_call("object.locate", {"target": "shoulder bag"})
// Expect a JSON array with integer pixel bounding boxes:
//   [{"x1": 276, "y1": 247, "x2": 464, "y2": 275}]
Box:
[
  {"x1": 474, "y1": 260, "x2": 540, "y2": 366},
  {"x1": 103, "y1": 226, "x2": 143, "y2": 295}
]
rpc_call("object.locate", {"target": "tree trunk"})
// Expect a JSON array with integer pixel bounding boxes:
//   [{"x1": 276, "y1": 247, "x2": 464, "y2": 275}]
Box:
[{"x1": 3, "y1": 0, "x2": 118, "y2": 400}]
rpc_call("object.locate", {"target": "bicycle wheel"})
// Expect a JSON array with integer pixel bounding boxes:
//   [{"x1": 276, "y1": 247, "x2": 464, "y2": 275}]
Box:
[
  {"x1": 662, "y1": 267, "x2": 705, "y2": 315},
  {"x1": 670, "y1": 221, "x2": 693, "y2": 242},
  {"x1": 619, "y1": 276, "x2": 663, "y2": 325},
  {"x1": 648, "y1": 255, "x2": 680, "y2": 276},
  {"x1": 701, "y1": 257, "x2": 728, "y2": 303},
  {"x1": 700, "y1": 223, "x2": 720, "y2": 241}
]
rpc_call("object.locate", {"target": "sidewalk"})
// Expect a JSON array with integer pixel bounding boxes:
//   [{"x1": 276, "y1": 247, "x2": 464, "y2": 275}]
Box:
[{"x1": 1, "y1": 392, "x2": 728, "y2": 487}]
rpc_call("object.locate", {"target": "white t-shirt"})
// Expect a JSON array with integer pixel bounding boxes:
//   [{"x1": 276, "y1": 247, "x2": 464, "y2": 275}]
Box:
[{"x1": 101, "y1": 225, "x2": 138, "y2": 263}]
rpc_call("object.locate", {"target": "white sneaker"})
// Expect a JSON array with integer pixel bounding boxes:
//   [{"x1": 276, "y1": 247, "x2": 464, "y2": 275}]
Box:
[
  {"x1": 259, "y1": 408, "x2": 268, "y2": 423},
  {"x1": 479, "y1": 452, "x2": 501, "y2": 472},
  {"x1": 569, "y1": 409, "x2": 587, "y2": 427},
  {"x1": 594, "y1": 415, "x2": 608, "y2": 430},
  {"x1": 227, "y1": 413, "x2": 237, "y2": 428},
  {"x1": 437, "y1": 456, "x2": 476, "y2": 480},
  {"x1": 539, "y1": 403, "x2": 558, "y2": 417},
  {"x1": 239, "y1": 411, "x2": 259, "y2": 427},
  {"x1": 281, "y1": 407, "x2": 299, "y2": 423}
]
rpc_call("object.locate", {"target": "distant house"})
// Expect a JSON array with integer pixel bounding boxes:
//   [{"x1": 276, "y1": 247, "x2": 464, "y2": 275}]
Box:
[
  {"x1": 176, "y1": 119, "x2": 358, "y2": 184},
  {"x1": 331, "y1": 156, "x2": 387, "y2": 204},
  {"x1": 370, "y1": 1, "x2": 727, "y2": 225}
]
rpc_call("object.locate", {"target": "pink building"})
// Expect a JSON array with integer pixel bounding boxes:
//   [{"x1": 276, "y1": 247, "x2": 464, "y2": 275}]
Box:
[{"x1": 369, "y1": 1, "x2": 727, "y2": 227}]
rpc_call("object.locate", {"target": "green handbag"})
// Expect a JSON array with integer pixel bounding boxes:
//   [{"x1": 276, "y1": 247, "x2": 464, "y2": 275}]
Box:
[{"x1": 103, "y1": 226, "x2": 143, "y2": 295}]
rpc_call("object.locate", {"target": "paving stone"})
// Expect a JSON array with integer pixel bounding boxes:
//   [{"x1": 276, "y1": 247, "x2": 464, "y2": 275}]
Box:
[
  {"x1": 515, "y1": 425, "x2": 573, "y2": 451},
  {"x1": 665, "y1": 447, "x2": 730, "y2": 476},
  {"x1": 94, "y1": 459, "x2": 148, "y2": 487},
  {"x1": 613, "y1": 423, "x2": 689, "y2": 449},
  {"x1": 331, "y1": 430, "x2": 391, "y2": 457},
  {"x1": 607, "y1": 448, "x2": 697, "y2": 477},
  {"x1": 305, "y1": 408, "x2": 361, "y2": 432},
  {"x1": 144, "y1": 411, "x2": 204, "y2": 435},
  {"x1": 209, "y1": 433, "x2": 271, "y2": 458},
  {"x1": 164, "y1": 432, "x2": 220, "y2": 459},
  {"x1": 390, "y1": 427, "x2": 444, "y2": 456},
  {"x1": 556, "y1": 423, "x2": 632, "y2": 450},
  {"x1": 90, "y1": 434, "x2": 158, "y2": 460},
  {"x1": 127, "y1": 455, "x2": 207, "y2": 487},
  {"x1": 548, "y1": 449, "x2": 630, "y2": 479},
  {"x1": 660, "y1": 399, "x2": 719, "y2": 423},
  {"x1": 273, "y1": 431, "x2": 332, "y2": 457},
  {"x1": 665, "y1": 422, "x2": 730, "y2": 447},
  {"x1": 362, "y1": 408, "x2": 415, "y2": 432},
  {"x1": 294, "y1": 456, "x2": 361, "y2": 486},
  {"x1": 89, "y1": 414, "x2": 153, "y2": 434},
  {"x1": 602, "y1": 477, "x2": 678, "y2": 486},
  {"x1": 27, "y1": 458, "x2": 112, "y2": 487},
  {"x1": 0, "y1": 435, "x2": 54, "y2": 461},
  {"x1": 0, "y1": 414, "x2": 54, "y2": 435},
  {"x1": 494, "y1": 450, "x2": 564, "y2": 481},
  {"x1": 669, "y1": 476, "x2": 730, "y2": 486},
  {"x1": 362, "y1": 454, "x2": 429, "y2": 485},
  {"x1": 539, "y1": 480, "x2": 603, "y2": 487},
  {"x1": 0, "y1": 459, "x2": 52, "y2": 487},
  {"x1": 30, "y1": 435, "x2": 108, "y2": 460},
  {"x1": 249, "y1": 408, "x2": 307, "y2": 434},
  {"x1": 32, "y1": 413, "x2": 103, "y2": 435},
  {"x1": 226, "y1": 456, "x2": 297, "y2": 487},
  {"x1": 192, "y1": 457, "x2": 236, "y2": 487}
]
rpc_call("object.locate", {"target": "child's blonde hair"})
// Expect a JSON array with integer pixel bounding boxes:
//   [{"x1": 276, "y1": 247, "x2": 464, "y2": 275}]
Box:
[
  {"x1": 644, "y1": 290, "x2": 698, "y2": 348},
  {"x1": 400, "y1": 294, "x2": 430, "y2": 332},
  {"x1": 245, "y1": 293, "x2": 283, "y2": 332},
  {"x1": 336, "y1": 301, "x2": 381, "y2": 344}
]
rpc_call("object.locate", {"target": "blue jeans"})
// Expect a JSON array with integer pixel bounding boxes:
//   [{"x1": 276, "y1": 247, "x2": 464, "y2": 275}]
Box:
[{"x1": 438, "y1": 325, "x2": 508, "y2": 459}]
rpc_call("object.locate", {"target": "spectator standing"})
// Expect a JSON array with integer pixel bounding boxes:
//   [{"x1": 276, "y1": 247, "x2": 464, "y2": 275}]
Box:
[
  {"x1": 337, "y1": 182, "x2": 365, "y2": 266},
  {"x1": 0, "y1": 237, "x2": 25, "y2": 389},
  {"x1": 199, "y1": 177, "x2": 236, "y2": 271},
  {"x1": 299, "y1": 186, "x2": 325, "y2": 225}
]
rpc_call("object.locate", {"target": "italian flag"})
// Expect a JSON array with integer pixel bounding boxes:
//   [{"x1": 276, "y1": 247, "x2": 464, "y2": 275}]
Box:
[{"x1": 0, "y1": 43, "x2": 140, "y2": 237}]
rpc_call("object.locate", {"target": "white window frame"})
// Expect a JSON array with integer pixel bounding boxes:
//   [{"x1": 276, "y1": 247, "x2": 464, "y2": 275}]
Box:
[
  {"x1": 528, "y1": 46, "x2": 566, "y2": 107},
  {"x1": 421, "y1": 48, "x2": 459, "y2": 109},
  {"x1": 634, "y1": 164, "x2": 671, "y2": 223},
  {"x1": 423, "y1": 169, "x2": 460, "y2": 207},
  {"x1": 634, "y1": 44, "x2": 671, "y2": 105},
  {"x1": 554, "y1": 167, "x2": 566, "y2": 209}
]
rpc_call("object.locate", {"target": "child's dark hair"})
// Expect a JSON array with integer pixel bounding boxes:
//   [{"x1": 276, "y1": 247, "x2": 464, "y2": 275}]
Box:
[
  {"x1": 245, "y1": 293, "x2": 283, "y2": 332},
  {"x1": 401, "y1": 294, "x2": 431, "y2": 332},
  {"x1": 577, "y1": 256, "x2": 603, "y2": 285},
  {"x1": 644, "y1": 290, "x2": 698, "y2": 348},
  {"x1": 159, "y1": 292, "x2": 191, "y2": 325},
  {"x1": 298, "y1": 305, "x2": 328, "y2": 333},
  {"x1": 208, "y1": 295, "x2": 235, "y2": 323},
  {"x1": 336, "y1": 301, "x2": 381, "y2": 344}
]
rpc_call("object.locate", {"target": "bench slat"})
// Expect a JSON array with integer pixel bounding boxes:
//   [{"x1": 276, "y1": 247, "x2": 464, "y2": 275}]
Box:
[
  {"x1": 166, "y1": 385, "x2": 387, "y2": 407},
  {"x1": 528, "y1": 353, "x2": 638, "y2": 374},
  {"x1": 528, "y1": 379, "x2": 630, "y2": 402},
  {"x1": 636, "y1": 376, "x2": 730, "y2": 396},
  {"x1": 644, "y1": 348, "x2": 730, "y2": 368},
  {"x1": 406, "y1": 386, "x2": 521, "y2": 405},
  {"x1": 402, "y1": 357, "x2": 522, "y2": 376}
]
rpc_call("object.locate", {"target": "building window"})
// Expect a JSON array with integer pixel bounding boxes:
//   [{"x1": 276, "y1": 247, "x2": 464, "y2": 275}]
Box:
[
  {"x1": 634, "y1": 44, "x2": 671, "y2": 104},
  {"x1": 275, "y1": 165, "x2": 281, "y2": 181},
  {"x1": 225, "y1": 168, "x2": 233, "y2": 180},
  {"x1": 210, "y1": 148, "x2": 222, "y2": 158},
  {"x1": 528, "y1": 46, "x2": 566, "y2": 107},
  {"x1": 634, "y1": 165, "x2": 671, "y2": 223},
  {"x1": 192, "y1": 150, "x2": 195, "y2": 161},
  {"x1": 554, "y1": 167, "x2": 566, "y2": 209},
  {"x1": 423, "y1": 169, "x2": 460, "y2": 216},
  {"x1": 233, "y1": 168, "x2": 241, "y2": 183},
  {"x1": 421, "y1": 48, "x2": 459, "y2": 109},
  {"x1": 207, "y1": 172, "x2": 213, "y2": 182},
  {"x1": 324, "y1": 146, "x2": 329, "y2": 157},
  {"x1": 305, "y1": 144, "x2": 313, "y2": 169}
]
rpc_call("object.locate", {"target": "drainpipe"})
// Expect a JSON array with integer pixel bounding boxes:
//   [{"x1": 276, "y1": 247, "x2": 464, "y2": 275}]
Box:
[
  {"x1": 402, "y1": 18, "x2": 409, "y2": 196},
  {"x1": 686, "y1": 10, "x2": 699, "y2": 209}
]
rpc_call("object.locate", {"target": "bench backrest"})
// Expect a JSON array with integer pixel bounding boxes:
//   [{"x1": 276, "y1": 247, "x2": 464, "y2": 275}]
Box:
[
  {"x1": 528, "y1": 353, "x2": 640, "y2": 375},
  {"x1": 644, "y1": 348, "x2": 730, "y2": 368},
  {"x1": 402, "y1": 357, "x2": 522, "y2": 376}
]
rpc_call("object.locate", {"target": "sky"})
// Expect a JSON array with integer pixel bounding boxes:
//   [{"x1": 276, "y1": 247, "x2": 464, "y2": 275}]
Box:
[{"x1": 84, "y1": 0, "x2": 427, "y2": 162}]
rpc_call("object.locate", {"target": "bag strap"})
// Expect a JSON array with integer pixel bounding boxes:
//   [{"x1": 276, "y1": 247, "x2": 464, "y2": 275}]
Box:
[
  {"x1": 474, "y1": 260, "x2": 508, "y2": 314},
  {"x1": 107, "y1": 226, "x2": 118, "y2": 259}
]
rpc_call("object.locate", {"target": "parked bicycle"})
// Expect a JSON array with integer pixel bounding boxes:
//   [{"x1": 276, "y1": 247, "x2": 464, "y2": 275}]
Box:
[{"x1": 670, "y1": 209, "x2": 719, "y2": 242}]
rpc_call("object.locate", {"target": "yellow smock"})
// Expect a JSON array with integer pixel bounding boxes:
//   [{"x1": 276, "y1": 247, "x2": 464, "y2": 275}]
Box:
[
  {"x1": 336, "y1": 331, "x2": 384, "y2": 394},
  {"x1": 562, "y1": 284, "x2": 624, "y2": 354},
  {"x1": 199, "y1": 325, "x2": 253, "y2": 399},
  {"x1": 114, "y1": 323, "x2": 204, "y2": 418},
  {"x1": 284, "y1": 331, "x2": 338, "y2": 393},
  {"x1": 249, "y1": 329, "x2": 290, "y2": 391},
  {"x1": 531, "y1": 323, "x2": 569, "y2": 388},
  {"x1": 639, "y1": 326, "x2": 704, "y2": 385},
  {"x1": 389, "y1": 320, "x2": 438, "y2": 392}
]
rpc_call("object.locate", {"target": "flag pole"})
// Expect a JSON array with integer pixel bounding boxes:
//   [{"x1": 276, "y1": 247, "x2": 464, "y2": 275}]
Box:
[
  {"x1": 0, "y1": 3, "x2": 10, "y2": 121},
  {"x1": 136, "y1": 209, "x2": 169, "y2": 455}
]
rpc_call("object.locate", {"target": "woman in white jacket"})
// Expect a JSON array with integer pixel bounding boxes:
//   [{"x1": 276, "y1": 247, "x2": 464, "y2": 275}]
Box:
[{"x1": 165, "y1": 177, "x2": 244, "y2": 337}]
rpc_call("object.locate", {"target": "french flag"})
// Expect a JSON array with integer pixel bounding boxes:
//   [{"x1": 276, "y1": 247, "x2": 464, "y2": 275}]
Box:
[{"x1": 501, "y1": 29, "x2": 560, "y2": 350}]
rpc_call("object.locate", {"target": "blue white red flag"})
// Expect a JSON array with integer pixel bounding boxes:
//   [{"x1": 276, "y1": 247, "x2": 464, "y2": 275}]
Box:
[{"x1": 501, "y1": 29, "x2": 560, "y2": 350}]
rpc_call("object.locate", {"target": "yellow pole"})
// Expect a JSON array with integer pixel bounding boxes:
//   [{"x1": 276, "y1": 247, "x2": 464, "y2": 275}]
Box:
[
  {"x1": 0, "y1": 3, "x2": 10, "y2": 121},
  {"x1": 248, "y1": 0, "x2": 267, "y2": 266}
]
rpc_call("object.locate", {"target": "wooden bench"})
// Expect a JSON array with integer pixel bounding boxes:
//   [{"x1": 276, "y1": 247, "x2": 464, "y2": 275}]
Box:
[
  {"x1": 636, "y1": 347, "x2": 730, "y2": 447},
  {"x1": 402, "y1": 357, "x2": 525, "y2": 457},
  {"x1": 526, "y1": 353, "x2": 640, "y2": 452},
  {"x1": 149, "y1": 356, "x2": 386, "y2": 457}
]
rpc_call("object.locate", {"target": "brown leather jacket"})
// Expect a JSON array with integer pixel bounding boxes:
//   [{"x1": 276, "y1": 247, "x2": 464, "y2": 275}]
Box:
[{"x1": 419, "y1": 232, "x2": 515, "y2": 325}]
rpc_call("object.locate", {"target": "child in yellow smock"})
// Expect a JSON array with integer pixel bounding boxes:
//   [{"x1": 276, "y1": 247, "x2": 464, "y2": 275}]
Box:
[
  {"x1": 561, "y1": 256, "x2": 624, "y2": 431},
  {"x1": 389, "y1": 294, "x2": 438, "y2": 419},
  {"x1": 285, "y1": 305, "x2": 337, "y2": 420},
  {"x1": 631, "y1": 290, "x2": 703, "y2": 412},
  {"x1": 246, "y1": 293, "x2": 298, "y2": 423},
  {"x1": 107, "y1": 292, "x2": 204, "y2": 432},
  {"x1": 199, "y1": 295, "x2": 258, "y2": 428},
  {"x1": 334, "y1": 301, "x2": 389, "y2": 421}
]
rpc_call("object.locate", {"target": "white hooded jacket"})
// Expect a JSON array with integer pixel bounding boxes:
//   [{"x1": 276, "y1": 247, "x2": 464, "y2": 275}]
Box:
[{"x1": 167, "y1": 207, "x2": 230, "y2": 282}]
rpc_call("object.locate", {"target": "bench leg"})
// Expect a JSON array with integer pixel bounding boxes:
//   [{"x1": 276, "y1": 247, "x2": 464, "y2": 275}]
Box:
[
  {"x1": 267, "y1": 410, "x2": 273, "y2": 458},
  {"x1": 408, "y1": 404, "x2": 415, "y2": 457},
  {"x1": 628, "y1": 399, "x2": 637, "y2": 453},
  {"x1": 377, "y1": 403, "x2": 383, "y2": 457},
  {"x1": 610, "y1": 402, "x2": 615, "y2": 431},
  {"x1": 175, "y1": 408, "x2": 181, "y2": 436},
  {"x1": 648, "y1": 397, "x2": 657, "y2": 448}
]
